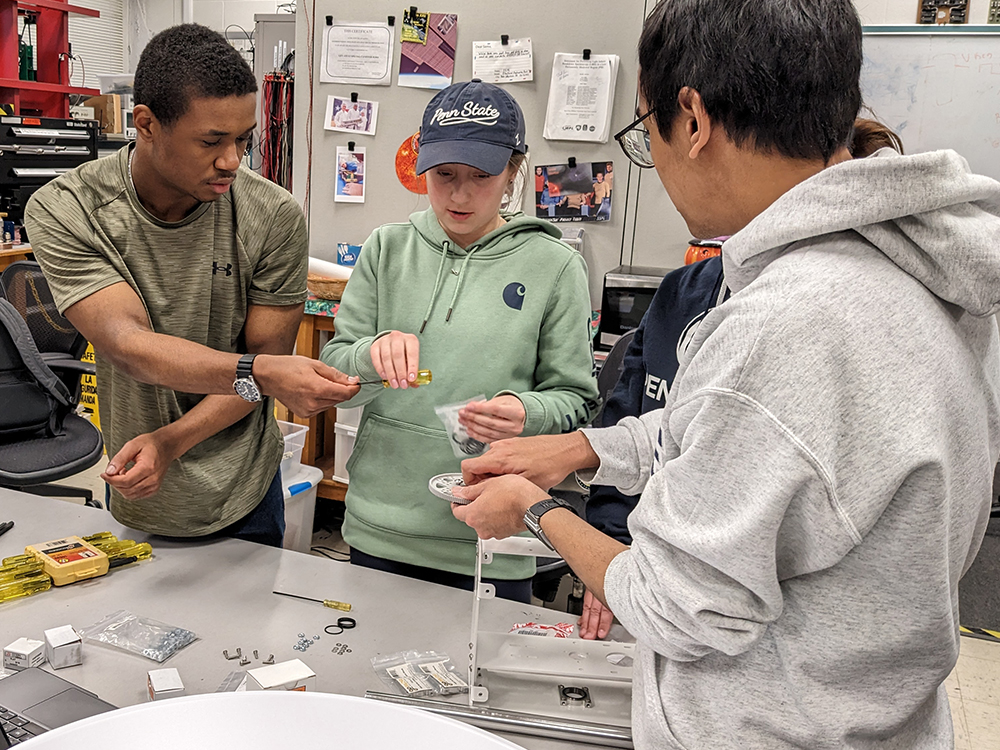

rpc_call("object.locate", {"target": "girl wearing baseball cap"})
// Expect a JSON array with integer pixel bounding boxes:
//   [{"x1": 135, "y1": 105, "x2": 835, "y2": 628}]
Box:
[{"x1": 321, "y1": 80, "x2": 599, "y2": 602}]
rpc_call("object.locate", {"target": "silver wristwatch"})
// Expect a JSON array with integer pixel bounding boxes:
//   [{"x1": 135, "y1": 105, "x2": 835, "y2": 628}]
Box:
[
  {"x1": 523, "y1": 497, "x2": 577, "y2": 551},
  {"x1": 233, "y1": 353, "x2": 262, "y2": 402}
]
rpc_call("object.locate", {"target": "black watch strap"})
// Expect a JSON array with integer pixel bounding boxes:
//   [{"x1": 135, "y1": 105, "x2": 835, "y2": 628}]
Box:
[
  {"x1": 236, "y1": 353, "x2": 257, "y2": 379},
  {"x1": 528, "y1": 497, "x2": 578, "y2": 521}
]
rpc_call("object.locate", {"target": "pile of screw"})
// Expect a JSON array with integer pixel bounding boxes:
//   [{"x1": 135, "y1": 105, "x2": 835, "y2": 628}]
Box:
[
  {"x1": 293, "y1": 633, "x2": 321, "y2": 652},
  {"x1": 222, "y1": 647, "x2": 274, "y2": 665},
  {"x1": 331, "y1": 642, "x2": 351, "y2": 656}
]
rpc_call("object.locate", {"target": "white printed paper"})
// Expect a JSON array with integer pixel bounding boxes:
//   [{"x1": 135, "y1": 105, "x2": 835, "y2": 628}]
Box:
[
  {"x1": 472, "y1": 38, "x2": 533, "y2": 83},
  {"x1": 321, "y1": 21, "x2": 394, "y2": 86},
  {"x1": 543, "y1": 53, "x2": 620, "y2": 143}
]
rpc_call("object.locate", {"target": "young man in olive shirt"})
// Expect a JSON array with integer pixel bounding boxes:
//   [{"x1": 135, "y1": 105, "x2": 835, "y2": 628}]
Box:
[{"x1": 26, "y1": 25, "x2": 359, "y2": 544}]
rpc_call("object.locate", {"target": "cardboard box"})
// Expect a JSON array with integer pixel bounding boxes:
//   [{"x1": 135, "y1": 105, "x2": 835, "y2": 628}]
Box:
[
  {"x1": 43, "y1": 626, "x2": 82, "y2": 669},
  {"x1": 147, "y1": 668, "x2": 185, "y2": 700},
  {"x1": 83, "y1": 94, "x2": 122, "y2": 134},
  {"x1": 245, "y1": 658, "x2": 315, "y2": 691},
  {"x1": 3, "y1": 637, "x2": 45, "y2": 671}
]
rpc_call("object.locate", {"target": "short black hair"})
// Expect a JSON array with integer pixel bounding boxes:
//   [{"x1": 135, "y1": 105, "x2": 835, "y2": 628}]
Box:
[
  {"x1": 638, "y1": 0, "x2": 862, "y2": 162},
  {"x1": 134, "y1": 24, "x2": 257, "y2": 127}
]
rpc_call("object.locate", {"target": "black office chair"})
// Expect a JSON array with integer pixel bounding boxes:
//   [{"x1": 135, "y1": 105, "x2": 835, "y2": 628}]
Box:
[
  {"x1": 0, "y1": 261, "x2": 91, "y2": 399},
  {"x1": 532, "y1": 329, "x2": 638, "y2": 608},
  {"x1": 0, "y1": 297, "x2": 104, "y2": 507}
]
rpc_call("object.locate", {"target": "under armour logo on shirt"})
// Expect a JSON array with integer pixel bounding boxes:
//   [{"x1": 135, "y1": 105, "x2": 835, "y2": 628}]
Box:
[{"x1": 212, "y1": 262, "x2": 233, "y2": 277}]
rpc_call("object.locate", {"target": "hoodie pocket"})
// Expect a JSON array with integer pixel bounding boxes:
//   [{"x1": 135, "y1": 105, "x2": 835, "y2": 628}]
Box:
[{"x1": 345, "y1": 412, "x2": 471, "y2": 541}]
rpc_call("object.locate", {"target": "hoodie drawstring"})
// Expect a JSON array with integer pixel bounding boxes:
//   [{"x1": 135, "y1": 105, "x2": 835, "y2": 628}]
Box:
[
  {"x1": 419, "y1": 240, "x2": 451, "y2": 334},
  {"x1": 446, "y1": 246, "x2": 478, "y2": 322}
]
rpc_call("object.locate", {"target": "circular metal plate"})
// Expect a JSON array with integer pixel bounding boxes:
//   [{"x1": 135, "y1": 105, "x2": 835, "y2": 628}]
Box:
[{"x1": 428, "y1": 473, "x2": 470, "y2": 503}]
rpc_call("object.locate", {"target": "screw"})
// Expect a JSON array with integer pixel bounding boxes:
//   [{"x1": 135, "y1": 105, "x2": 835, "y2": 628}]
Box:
[
  {"x1": 347, "y1": 649, "x2": 352, "y2": 653},
  {"x1": 235, "y1": 647, "x2": 242, "y2": 657},
  {"x1": 222, "y1": 649, "x2": 230, "y2": 659},
  {"x1": 253, "y1": 650, "x2": 259, "y2": 659},
  {"x1": 313, "y1": 635, "x2": 320, "y2": 640},
  {"x1": 298, "y1": 632, "x2": 305, "y2": 638},
  {"x1": 264, "y1": 654, "x2": 274, "y2": 664},
  {"x1": 239, "y1": 657, "x2": 250, "y2": 666}
]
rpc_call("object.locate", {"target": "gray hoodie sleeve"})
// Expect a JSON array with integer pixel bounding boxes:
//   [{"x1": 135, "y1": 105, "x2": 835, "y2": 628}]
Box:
[
  {"x1": 580, "y1": 409, "x2": 665, "y2": 494},
  {"x1": 603, "y1": 389, "x2": 859, "y2": 661}
]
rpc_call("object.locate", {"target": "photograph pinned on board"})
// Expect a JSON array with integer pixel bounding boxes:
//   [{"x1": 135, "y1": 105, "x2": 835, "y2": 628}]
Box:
[
  {"x1": 325, "y1": 96, "x2": 379, "y2": 135},
  {"x1": 400, "y1": 8, "x2": 429, "y2": 44},
  {"x1": 398, "y1": 12, "x2": 458, "y2": 89},
  {"x1": 534, "y1": 160, "x2": 614, "y2": 222},
  {"x1": 335, "y1": 145, "x2": 366, "y2": 203}
]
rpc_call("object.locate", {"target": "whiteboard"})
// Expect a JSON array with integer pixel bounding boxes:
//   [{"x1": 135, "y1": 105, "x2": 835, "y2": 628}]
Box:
[{"x1": 861, "y1": 30, "x2": 1000, "y2": 181}]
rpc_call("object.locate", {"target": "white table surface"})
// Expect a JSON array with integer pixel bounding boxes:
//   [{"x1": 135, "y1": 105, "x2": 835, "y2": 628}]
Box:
[{"x1": 0, "y1": 488, "x2": 615, "y2": 749}]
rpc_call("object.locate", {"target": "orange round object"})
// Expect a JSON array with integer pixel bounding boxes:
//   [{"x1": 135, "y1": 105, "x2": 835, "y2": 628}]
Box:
[
  {"x1": 684, "y1": 241, "x2": 723, "y2": 265},
  {"x1": 395, "y1": 132, "x2": 427, "y2": 194}
]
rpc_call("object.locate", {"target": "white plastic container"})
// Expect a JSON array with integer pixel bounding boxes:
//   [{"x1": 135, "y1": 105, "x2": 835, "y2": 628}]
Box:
[
  {"x1": 282, "y1": 464, "x2": 323, "y2": 554},
  {"x1": 336, "y1": 405, "x2": 362, "y2": 428},
  {"x1": 333, "y1": 423, "x2": 356, "y2": 484},
  {"x1": 277, "y1": 420, "x2": 309, "y2": 478}
]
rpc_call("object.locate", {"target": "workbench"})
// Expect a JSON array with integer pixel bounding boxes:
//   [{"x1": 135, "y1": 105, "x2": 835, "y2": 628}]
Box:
[{"x1": 0, "y1": 489, "x2": 620, "y2": 749}]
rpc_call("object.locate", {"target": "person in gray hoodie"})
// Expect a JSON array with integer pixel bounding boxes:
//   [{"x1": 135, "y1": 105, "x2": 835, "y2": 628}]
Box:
[{"x1": 452, "y1": 0, "x2": 1000, "y2": 748}]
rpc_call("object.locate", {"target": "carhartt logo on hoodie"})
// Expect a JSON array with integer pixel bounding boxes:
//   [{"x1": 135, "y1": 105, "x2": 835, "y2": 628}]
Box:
[{"x1": 503, "y1": 282, "x2": 525, "y2": 310}]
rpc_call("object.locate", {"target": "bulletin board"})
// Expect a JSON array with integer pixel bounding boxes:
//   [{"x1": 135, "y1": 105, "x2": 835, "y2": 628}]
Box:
[{"x1": 292, "y1": 0, "x2": 657, "y2": 305}]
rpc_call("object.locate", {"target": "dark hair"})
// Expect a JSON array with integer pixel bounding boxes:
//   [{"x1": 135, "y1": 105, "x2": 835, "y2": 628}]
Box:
[
  {"x1": 638, "y1": 0, "x2": 863, "y2": 162},
  {"x1": 849, "y1": 118, "x2": 904, "y2": 158},
  {"x1": 134, "y1": 24, "x2": 257, "y2": 127}
]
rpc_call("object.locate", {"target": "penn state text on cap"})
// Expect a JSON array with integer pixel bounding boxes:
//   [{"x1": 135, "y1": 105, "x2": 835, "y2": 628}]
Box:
[{"x1": 416, "y1": 79, "x2": 527, "y2": 176}]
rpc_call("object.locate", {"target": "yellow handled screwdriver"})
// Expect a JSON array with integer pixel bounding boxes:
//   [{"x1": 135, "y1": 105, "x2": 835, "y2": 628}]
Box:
[
  {"x1": 357, "y1": 369, "x2": 432, "y2": 388},
  {"x1": 273, "y1": 589, "x2": 352, "y2": 612},
  {"x1": 0, "y1": 574, "x2": 51, "y2": 603},
  {"x1": 0, "y1": 559, "x2": 44, "y2": 584}
]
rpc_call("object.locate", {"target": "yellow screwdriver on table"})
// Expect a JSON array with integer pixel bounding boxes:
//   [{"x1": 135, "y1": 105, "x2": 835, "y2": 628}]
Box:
[
  {"x1": 357, "y1": 369, "x2": 432, "y2": 388},
  {"x1": 273, "y1": 589, "x2": 352, "y2": 612}
]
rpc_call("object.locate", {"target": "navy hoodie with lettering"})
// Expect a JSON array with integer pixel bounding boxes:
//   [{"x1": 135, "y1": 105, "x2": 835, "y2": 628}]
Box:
[{"x1": 587, "y1": 257, "x2": 727, "y2": 542}]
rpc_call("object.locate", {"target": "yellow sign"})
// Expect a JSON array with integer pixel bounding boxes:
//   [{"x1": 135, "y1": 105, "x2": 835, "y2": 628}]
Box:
[{"x1": 80, "y1": 343, "x2": 100, "y2": 430}]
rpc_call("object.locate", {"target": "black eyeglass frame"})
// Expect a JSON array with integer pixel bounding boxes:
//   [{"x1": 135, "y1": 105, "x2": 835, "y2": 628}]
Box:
[{"x1": 614, "y1": 109, "x2": 657, "y2": 169}]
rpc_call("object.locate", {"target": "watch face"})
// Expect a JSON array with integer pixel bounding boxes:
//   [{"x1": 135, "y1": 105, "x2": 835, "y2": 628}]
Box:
[{"x1": 234, "y1": 377, "x2": 262, "y2": 402}]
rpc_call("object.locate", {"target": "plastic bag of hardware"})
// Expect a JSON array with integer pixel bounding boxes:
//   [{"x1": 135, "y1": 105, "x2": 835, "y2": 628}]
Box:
[
  {"x1": 79, "y1": 609, "x2": 198, "y2": 662},
  {"x1": 371, "y1": 652, "x2": 436, "y2": 698},
  {"x1": 435, "y1": 395, "x2": 489, "y2": 458},
  {"x1": 410, "y1": 651, "x2": 468, "y2": 695}
]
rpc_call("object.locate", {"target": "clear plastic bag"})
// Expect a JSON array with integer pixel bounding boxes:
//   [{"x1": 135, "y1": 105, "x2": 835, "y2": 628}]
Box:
[
  {"x1": 79, "y1": 609, "x2": 197, "y2": 663},
  {"x1": 371, "y1": 652, "x2": 436, "y2": 697},
  {"x1": 435, "y1": 395, "x2": 488, "y2": 458},
  {"x1": 412, "y1": 651, "x2": 468, "y2": 695}
]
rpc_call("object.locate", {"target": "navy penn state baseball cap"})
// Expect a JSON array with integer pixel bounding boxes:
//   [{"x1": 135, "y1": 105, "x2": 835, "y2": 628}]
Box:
[{"x1": 416, "y1": 79, "x2": 527, "y2": 176}]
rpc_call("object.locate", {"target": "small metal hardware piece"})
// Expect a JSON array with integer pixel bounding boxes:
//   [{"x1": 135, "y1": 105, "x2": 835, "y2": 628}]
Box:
[
  {"x1": 263, "y1": 654, "x2": 275, "y2": 664},
  {"x1": 298, "y1": 632, "x2": 305, "y2": 638},
  {"x1": 253, "y1": 650, "x2": 259, "y2": 659},
  {"x1": 239, "y1": 657, "x2": 250, "y2": 666},
  {"x1": 558, "y1": 685, "x2": 592, "y2": 708},
  {"x1": 235, "y1": 647, "x2": 242, "y2": 657}
]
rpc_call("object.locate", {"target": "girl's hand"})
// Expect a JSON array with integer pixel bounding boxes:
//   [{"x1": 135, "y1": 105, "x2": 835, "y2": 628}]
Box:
[
  {"x1": 458, "y1": 395, "x2": 526, "y2": 442},
  {"x1": 370, "y1": 331, "x2": 421, "y2": 389}
]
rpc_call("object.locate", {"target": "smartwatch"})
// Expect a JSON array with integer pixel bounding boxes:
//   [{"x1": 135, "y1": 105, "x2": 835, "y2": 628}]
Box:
[
  {"x1": 233, "y1": 353, "x2": 262, "y2": 403},
  {"x1": 523, "y1": 497, "x2": 578, "y2": 551}
]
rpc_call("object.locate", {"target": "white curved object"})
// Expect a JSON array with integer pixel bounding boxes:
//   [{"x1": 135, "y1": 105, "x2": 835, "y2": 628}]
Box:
[{"x1": 25, "y1": 692, "x2": 527, "y2": 750}]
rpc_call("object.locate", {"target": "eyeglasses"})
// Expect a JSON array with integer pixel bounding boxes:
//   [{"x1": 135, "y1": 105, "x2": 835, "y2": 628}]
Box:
[{"x1": 614, "y1": 109, "x2": 656, "y2": 169}]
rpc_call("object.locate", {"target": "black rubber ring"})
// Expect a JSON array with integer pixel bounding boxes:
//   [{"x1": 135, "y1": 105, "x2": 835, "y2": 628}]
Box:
[
  {"x1": 337, "y1": 617, "x2": 357, "y2": 629},
  {"x1": 324, "y1": 624, "x2": 344, "y2": 636}
]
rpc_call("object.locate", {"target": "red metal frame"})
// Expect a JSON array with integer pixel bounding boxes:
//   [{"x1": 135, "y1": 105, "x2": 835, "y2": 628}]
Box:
[{"x1": 0, "y1": 0, "x2": 100, "y2": 117}]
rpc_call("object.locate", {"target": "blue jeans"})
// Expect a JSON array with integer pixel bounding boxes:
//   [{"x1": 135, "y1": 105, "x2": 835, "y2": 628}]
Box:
[
  {"x1": 218, "y1": 468, "x2": 285, "y2": 547},
  {"x1": 106, "y1": 469, "x2": 286, "y2": 547},
  {"x1": 350, "y1": 547, "x2": 532, "y2": 603}
]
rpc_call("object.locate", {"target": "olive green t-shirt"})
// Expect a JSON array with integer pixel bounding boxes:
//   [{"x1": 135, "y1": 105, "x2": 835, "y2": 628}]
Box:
[{"x1": 25, "y1": 145, "x2": 308, "y2": 536}]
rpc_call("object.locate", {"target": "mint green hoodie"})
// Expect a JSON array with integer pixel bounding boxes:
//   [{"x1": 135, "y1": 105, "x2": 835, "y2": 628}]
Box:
[{"x1": 321, "y1": 208, "x2": 599, "y2": 579}]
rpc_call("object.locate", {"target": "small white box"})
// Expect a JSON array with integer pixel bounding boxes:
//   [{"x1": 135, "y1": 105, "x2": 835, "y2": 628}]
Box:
[
  {"x1": 147, "y1": 668, "x2": 185, "y2": 700},
  {"x1": 333, "y1": 423, "x2": 357, "y2": 483},
  {"x1": 43, "y1": 626, "x2": 82, "y2": 669},
  {"x1": 3, "y1": 638, "x2": 45, "y2": 671},
  {"x1": 246, "y1": 658, "x2": 315, "y2": 691}
]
